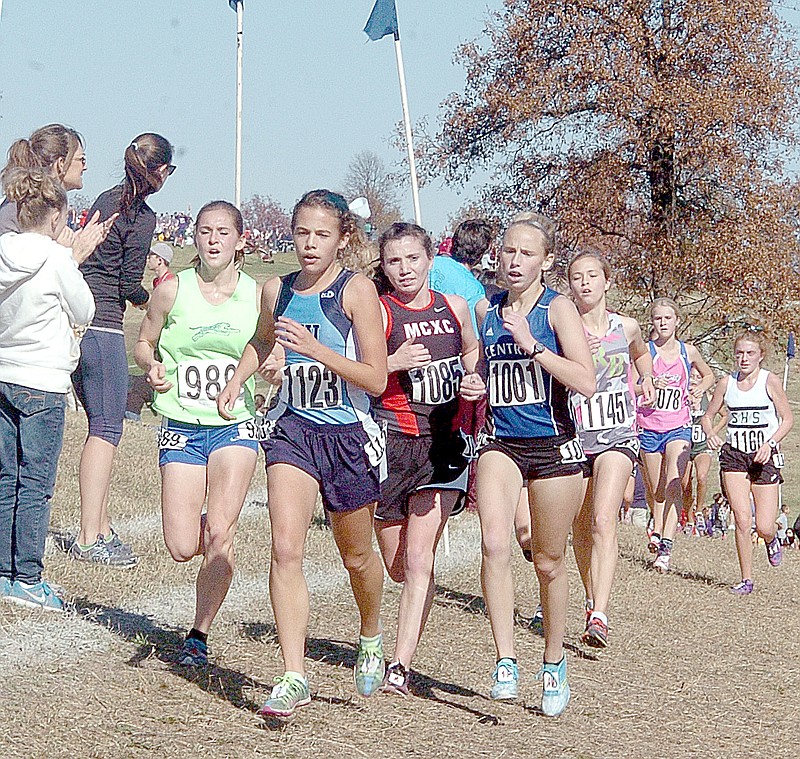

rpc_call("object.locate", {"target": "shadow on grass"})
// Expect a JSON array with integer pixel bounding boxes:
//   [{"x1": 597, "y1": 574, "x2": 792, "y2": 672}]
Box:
[
  {"x1": 619, "y1": 549, "x2": 730, "y2": 589},
  {"x1": 73, "y1": 598, "x2": 269, "y2": 714}
]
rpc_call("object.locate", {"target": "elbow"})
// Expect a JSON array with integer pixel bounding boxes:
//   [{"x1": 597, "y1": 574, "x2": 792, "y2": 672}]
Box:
[
  {"x1": 578, "y1": 372, "x2": 596, "y2": 398},
  {"x1": 369, "y1": 370, "x2": 387, "y2": 396}
]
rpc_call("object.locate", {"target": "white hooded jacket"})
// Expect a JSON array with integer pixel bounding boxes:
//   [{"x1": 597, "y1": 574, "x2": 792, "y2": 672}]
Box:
[{"x1": 0, "y1": 231, "x2": 95, "y2": 393}]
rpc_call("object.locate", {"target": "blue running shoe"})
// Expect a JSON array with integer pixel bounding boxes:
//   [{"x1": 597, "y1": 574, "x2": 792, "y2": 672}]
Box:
[
  {"x1": 530, "y1": 605, "x2": 544, "y2": 637},
  {"x1": 354, "y1": 633, "x2": 385, "y2": 697},
  {"x1": 490, "y1": 657, "x2": 519, "y2": 700},
  {"x1": 538, "y1": 656, "x2": 570, "y2": 717},
  {"x1": 178, "y1": 637, "x2": 208, "y2": 667},
  {"x1": 4, "y1": 580, "x2": 64, "y2": 612},
  {"x1": 0, "y1": 576, "x2": 11, "y2": 597}
]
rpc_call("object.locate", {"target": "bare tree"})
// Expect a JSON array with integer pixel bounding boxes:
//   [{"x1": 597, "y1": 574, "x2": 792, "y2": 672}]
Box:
[{"x1": 342, "y1": 151, "x2": 401, "y2": 234}]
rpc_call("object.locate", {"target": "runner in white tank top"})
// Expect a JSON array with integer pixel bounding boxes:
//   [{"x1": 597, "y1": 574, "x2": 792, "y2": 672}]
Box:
[
  {"x1": 702, "y1": 332, "x2": 793, "y2": 594},
  {"x1": 568, "y1": 252, "x2": 655, "y2": 648},
  {"x1": 639, "y1": 299, "x2": 714, "y2": 573}
]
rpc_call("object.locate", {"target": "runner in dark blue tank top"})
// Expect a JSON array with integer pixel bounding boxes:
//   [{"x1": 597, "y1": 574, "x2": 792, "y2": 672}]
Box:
[
  {"x1": 218, "y1": 190, "x2": 388, "y2": 717},
  {"x1": 460, "y1": 213, "x2": 595, "y2": 717}
]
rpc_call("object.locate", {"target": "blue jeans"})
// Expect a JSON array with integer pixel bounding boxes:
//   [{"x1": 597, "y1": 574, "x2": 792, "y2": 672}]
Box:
[{"x1": 0, "y1": 381, "x2": 66, "y2": 583}]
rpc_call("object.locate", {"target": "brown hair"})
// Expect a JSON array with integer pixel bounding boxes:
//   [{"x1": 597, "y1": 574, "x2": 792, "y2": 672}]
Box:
[
  {"x1": 378, "y1": 222, "x2": 433, "y2": 261},
  {"x1": 451, "y1": 218, "x2": 492, "y2": 266},
  {"x1": 1, "y1": 124, "x2": 83, "y2": 185},
  {"x1": 291, "y1": 189, "x2": 373, "y2": 274},
  {"x1": 193, "y1": 200, "x2": 246, "y2": 268},
  {"x1": 120, "y1": 133, "x2": 173, "y2": 219},
  {"x1": 2, "y1": 167, "x2": 67, "y2": 230},
  {"x1": 568, "y1": 249, "x2": 612, "y2": 281}
]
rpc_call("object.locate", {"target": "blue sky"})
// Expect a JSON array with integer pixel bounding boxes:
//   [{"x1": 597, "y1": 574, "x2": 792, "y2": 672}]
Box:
[
  {"x1": 1, "y1": 2, "x2": 798, "y2": 237},
  {"x1": 0, "y1": 0, "x2": 501, "y2": 236}
]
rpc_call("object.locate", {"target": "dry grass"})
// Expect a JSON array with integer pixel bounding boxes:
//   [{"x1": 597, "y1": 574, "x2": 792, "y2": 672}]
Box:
[{"x1": 1, "y1": 409, "x2": 799, "y2": 759}]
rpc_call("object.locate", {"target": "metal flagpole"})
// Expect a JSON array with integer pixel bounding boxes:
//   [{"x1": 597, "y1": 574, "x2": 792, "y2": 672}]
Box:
[
  {"x1": 235, "y1": 1, "x2": 243, "y2": 208},
  {"x1": 392, "y1": 33, "x2": 422, "y2": 226}
]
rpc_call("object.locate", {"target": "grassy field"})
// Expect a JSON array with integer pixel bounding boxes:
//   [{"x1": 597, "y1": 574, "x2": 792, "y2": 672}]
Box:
[{"x1": 1, "y1": 251, "x2": 799, "y2": 758}]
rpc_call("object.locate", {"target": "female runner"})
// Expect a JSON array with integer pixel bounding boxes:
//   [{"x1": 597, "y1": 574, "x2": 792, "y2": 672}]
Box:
[
  {"x1": 637, "y1": 299, "x2": 714, "y2": 572},
  {"x1": 567, "y1": 251, "x2": 655, "y2": 647},
  {"x1": 217, "y1": 190, "x2": 387, "y2": 717},
  {"x1": 72, "y1": 133, "x2": 174, "y2": 566},
  {"x1": 372, "y1": 222, "x2": 478, "y2": 694},
  {"x1": 682, "y1": 367, "x2": 727, "y2": 533},
  {"x1": 135, "y1": 201, "x2": 261, "y2": 665},
  {"x1": 460, "y1": 213, "x2": 595, "y2": 717},
  {"x1": 702, "y1": 331, "x2": 792, "y2": 594}
]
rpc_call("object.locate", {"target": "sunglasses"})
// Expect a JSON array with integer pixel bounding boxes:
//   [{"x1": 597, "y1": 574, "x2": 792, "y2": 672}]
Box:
[{"x1": 165, "y1": 164, "x2": 177, "y2": 176}]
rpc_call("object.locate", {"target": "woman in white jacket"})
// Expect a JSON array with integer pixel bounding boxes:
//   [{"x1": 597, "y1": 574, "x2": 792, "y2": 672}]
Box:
[{"x1": 0, "y1": 167, "x2": 111, "y2": 611}]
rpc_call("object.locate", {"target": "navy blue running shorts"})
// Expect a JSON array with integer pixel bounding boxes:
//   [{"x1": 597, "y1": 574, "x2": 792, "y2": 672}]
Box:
[{"x1": 480, "y1": 433, "x2": 585, "y2": 480}]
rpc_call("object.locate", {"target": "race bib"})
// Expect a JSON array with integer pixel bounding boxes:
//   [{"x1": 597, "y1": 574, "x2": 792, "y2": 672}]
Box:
[
  {"x1": 235, "y1": 417, "x2": 274, "y2": 442},
  {"x1": 488, "y1": 359, "x2": 545, "y2": 407},
  {"x1": 654, "y1": 386, "x2": 682, "y2": 412},
  {"x1": 177, "y1": 358, "x2": 239, "y2": 410},
  {"x1": 559, "y1": 437, "x2": 586, "y2": 464},
  {"x1": 772, "y1": 451, "x2": 785, "y2": 469},
  {"x1": 691, "y1": 424, "x2": 706, "y2": 444},
  {"x1": 285, "y1": 361, "x2": 344, "y2": 410},
  {"x1": 409, "y1": 356, "x2": 464, "y2": 405},
  {"x1": 158, "y1": 427, "x2": 189, "y2": 451},
  {"x1": 728, "y1": 429, "x2": 765, "y2": 454},
  {"x1": 578, "y1": 390, "x2": 633, "y2": 432},
  {"x1": 364, "y1": 419, "x2": 388, "y2": 482}
]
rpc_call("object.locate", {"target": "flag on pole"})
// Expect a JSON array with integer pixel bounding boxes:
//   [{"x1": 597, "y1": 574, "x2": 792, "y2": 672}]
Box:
[
  {"x1": 788, "y1": 332, "x2": 796, "y2": 359},
  {"x1": 364, "y1": 0, "x2": 399, "y2": 41},
  {"x1": 229, "y1": 0, "x2": 241, "y2": 10}
]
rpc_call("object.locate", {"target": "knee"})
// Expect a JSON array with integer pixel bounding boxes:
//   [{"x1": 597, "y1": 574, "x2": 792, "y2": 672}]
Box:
[
  {"x1": 271, "y1": 535, "x2": 304, "y2": 569},
  {"x1": 533, "y1": 551, "x2": 563, "y2": 584},
  {"x1": 165, "y1": 537, "x2": 197, "y2": 563},
  {"x1": 754, "y1": 516, "x2": 776, "y2": 539},
  {"x1": 203, "y1": 519, "x2": 235, "y2": 558},
  {"x1": 481, "y1": 529, "x2": 512, "y2": 564},
  {"x1": 341, "y1": 546, "x2": 376, "y2": 575},
  {"x1": 592, "y1": 509, "x2": 617, "y2": 538},
  {"x1": 404, "y1": 544, "x2": 435, "y2": 582}
]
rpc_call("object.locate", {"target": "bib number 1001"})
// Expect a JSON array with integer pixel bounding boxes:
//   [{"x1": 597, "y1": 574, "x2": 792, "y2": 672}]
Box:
[
  {"x1": 178, "y1": 359, "x2": 237, "y2": 407},
  {"x1": 488, "y1": 359, "x2": 545, "y2": 407}
]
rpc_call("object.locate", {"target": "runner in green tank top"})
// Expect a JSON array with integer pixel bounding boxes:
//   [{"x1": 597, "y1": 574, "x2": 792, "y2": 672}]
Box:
[{"x1": 135, "y1": 201, "x2": 262, "y2": 667}]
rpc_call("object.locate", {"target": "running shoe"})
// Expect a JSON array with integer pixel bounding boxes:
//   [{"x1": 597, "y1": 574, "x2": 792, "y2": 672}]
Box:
[
  {"x1": 68, "y1": 535, "x2": 139, "y2": 568},
  {"x1": 584, "y1": 598, "x2": 594, "y2": 625},
  {"x1": 537, "y1": 656, "x2": 570, "y2": 717},
  {"x1": 383, "y1": 661, "x2": 410, "y2": 695},
  {"x1": 3, "y1": 579, "x2": 64, "y2": 612},
  {"x1": 581, "y1": 615, "x2": 608, "y2": 648},
  {"x1": 103, "y1": 529, "x2": 137, "y2": 560},
  {"x1": 490, "y1": 657, "x2": 519, "y2": 700},
  {"x1": 258, "y1": 673, "x2": 311, "y2": 718},
  {"x1": 766, "y1": 536, "x2": 783, "y2": 567},
  {"x1": 0, "y1": 576, "x2": 10, "y2": 597},
  {"x1": 730, "y1": 579, "x2": 754, "y2": 595},
  {"x1": 354, "y1": 634, "x2": 385, "y2": 697},
  {"x1": 653, "y1": 543, "x2": 671, "y2": 573},
  {"x1": 647, "y1": 533, "x2": 661, "y2": 554},
  {"x1": 531, "y1": 604, "x2": 544, "y2": 636},
  {"x1": 178, "y1": 637, "x2": 208, "y2": 667}
]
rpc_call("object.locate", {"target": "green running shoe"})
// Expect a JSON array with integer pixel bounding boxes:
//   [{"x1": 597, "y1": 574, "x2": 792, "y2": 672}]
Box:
[
  {"x1": 354, "y1": 633, "x2": 385, "y2": 697},
  {"x1": 258, "y1": 673, "x2": 311, "y2": 717}
]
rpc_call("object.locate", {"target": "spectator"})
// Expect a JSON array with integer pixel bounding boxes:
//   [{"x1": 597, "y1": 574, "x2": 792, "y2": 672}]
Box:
[{"x1": 147, "y1": 241, "x2": 175, "y2": 289}]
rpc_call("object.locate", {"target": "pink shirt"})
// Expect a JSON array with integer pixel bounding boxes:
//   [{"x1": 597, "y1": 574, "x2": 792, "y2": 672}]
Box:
[{"x1": 637, "y1": 341, "x2": 691, "y2": 432}]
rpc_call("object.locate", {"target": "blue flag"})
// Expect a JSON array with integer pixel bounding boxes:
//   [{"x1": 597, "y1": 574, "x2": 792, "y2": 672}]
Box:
[
  {"x1": 229, "y1": 0, "x2": 241, "y2": 10},
  {"x1": 788, "y1": 332, "x2": 796, "y2": 359},
  {"x1": 364, "y1": 0, "x2": 399, "y2": 41}
]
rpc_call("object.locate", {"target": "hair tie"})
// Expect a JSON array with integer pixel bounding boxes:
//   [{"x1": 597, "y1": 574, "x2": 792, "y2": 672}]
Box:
[{"x1": 131, "y1": 142, "x2": 139, "y2": 151}]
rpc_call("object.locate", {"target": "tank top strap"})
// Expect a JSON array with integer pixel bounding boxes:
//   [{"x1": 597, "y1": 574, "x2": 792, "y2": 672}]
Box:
[
  {"x1": 648, "y1": 340, "x2": 657, "y2": 359},
  {"x1": 274, "y1": 271, "x2": 300, "y2": 318},
  {"x1": 678, "y1": 341, "x2": 691, "y2": 379}
]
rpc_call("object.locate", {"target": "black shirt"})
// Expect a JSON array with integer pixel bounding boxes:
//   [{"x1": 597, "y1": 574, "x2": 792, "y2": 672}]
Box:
[{"x1": 80, "y1": 185, "x2": 154, "y2": 329}]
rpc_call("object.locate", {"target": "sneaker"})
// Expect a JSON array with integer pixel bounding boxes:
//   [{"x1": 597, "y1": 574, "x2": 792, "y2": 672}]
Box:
[
  {"x1": 730, "y1": 579, "x2": 754, "y2": 595},
  {"x1": 383, "y1": 661, "x2": 410, "y2": 695},
  {"x1": 258, "y1": 673, "x2": 311, "y2": 717},
  {"x1": 68, "y1": 534, "x2": 139, "y2": 568},
  {"x1": 538, "y1": 656, "x2": 570, "y2": 717},
  {"x1": 354, "y1": 634, "x2": 385, "y2": 697},
  {"x1": 647, "y1": 533, "x2": 661, "y2": 554},
  {"x1": 490, "y1": 657, "x2": 519, "y2": 700},
  {"x1": 582, "y1": 616, "x2": 608, "y2": 648},
  {"x1": 0, "y1": 576, "x2": 10, "y2": 597},
  {"x1": 530, "y1": 604, "x2": 544, "y2": 636},
  {"x1": 3, "y1": 579, "x2": 64, "y2": 612},
  {"x1": 584, "y1": 598, "x2": 594, "y2": 625},
  {"x1": 653, "y1": 543, "x2": 671, "y2": 573},
  {"x1": 766, "y1": 536, "x2": 783, "y2": 567},
  {"x1": 103, "y1": 529, "x2": 137, "y2": 559},
  {"x1": 178, "y1": 637, "x2": 208, "y2": 667}
]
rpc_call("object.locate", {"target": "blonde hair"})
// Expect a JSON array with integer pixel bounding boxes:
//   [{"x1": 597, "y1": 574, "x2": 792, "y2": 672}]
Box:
[
  {"x1": 650, "y1": 297, "x2": 682, "y2": 321},
  {"x1": 2, "y1": 167, "x2": 67, "y2": 230},
  {"x1": 507, "y1": 211, "x2": 556, "y2": 257},
  {"x1": 568, "y1": 249, "x2": 612, "y2": 281},
  {"x1": 734, "y1": 330, "x2": 769, "y2": 359},
  {"x1": 1, "y1": 124, "x2": 83, "y2": 185}
]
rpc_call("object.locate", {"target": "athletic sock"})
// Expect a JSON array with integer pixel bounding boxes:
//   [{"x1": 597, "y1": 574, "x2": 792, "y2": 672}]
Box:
[
  {"x1": 589, "y1": 611, "x2": 608, "y2": 626},
  {"x1": 359, "y1": 631, "x2": 382, "y2": 647},
  {"x1": 187, "y1": 628, "x2": 208, "y2": 645},
  {"x1": 497, "y1": 657, "x2": 517, "y2": 664},
  {"x1": 651, "y1": 532, "x2": 661, "y2": 542},
  {"x1": 661, "y1": 538, "x2": 674, "y2": 552}
]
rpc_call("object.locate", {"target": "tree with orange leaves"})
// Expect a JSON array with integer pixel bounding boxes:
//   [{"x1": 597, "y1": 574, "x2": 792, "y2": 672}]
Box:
[{"x1": 424, "y1": 0, "x2": 800, "y2": 350}]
